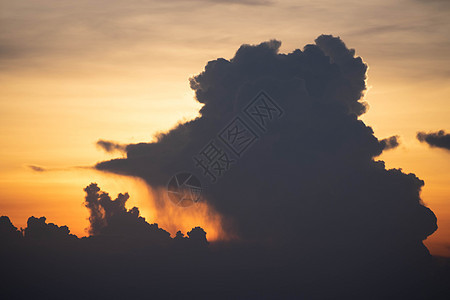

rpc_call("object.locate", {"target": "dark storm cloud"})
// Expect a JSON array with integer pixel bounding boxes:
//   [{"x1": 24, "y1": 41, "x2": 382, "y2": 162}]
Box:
[
  {"x1": 96, "y1": 139, "x2": 127, "y2": 153},
  {"x1": 97, "y1": 35, "x2": 436, "y2": 260},
  {"x1": 380, "y1": 135, "x2": 400, "y2": 150},
  {"x1": 417, "y1": 130, "x2": 450, "y2": 151}
]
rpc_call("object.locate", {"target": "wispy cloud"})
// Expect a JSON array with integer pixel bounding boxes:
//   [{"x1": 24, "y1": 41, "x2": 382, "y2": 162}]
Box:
[{"x1": 28, "y1": 165, "x2": 46, "y2": 172}]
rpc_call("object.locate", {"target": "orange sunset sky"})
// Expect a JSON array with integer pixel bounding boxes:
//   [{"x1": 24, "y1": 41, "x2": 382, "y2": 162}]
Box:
[{"x1": 1, "y1": 0, "x2": 449, "y2": 256}]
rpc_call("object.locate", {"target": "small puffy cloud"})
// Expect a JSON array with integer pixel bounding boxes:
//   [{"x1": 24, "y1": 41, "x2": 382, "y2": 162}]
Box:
[
  {"x1": 380, "y1": 135, "x2": 400, "y2": 150},
  {"x1": 417, "y1": 130, "x2": 450, "y2": 151}
]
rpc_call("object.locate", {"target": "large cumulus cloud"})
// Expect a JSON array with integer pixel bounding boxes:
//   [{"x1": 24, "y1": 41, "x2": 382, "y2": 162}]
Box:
[{"x1": 96, "y1": 35, "x2": 436, "y2": 267}]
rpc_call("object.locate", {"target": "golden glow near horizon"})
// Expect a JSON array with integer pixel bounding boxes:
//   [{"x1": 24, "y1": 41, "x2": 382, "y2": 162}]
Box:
[{"x1": 1, "y1": 0, "x2": 449, "y2": 255}]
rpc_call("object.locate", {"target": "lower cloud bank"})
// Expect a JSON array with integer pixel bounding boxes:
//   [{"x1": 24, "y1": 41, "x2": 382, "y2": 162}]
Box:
[{"x1": 1, "y1": 213, "x2": 449, "y2": 299}]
